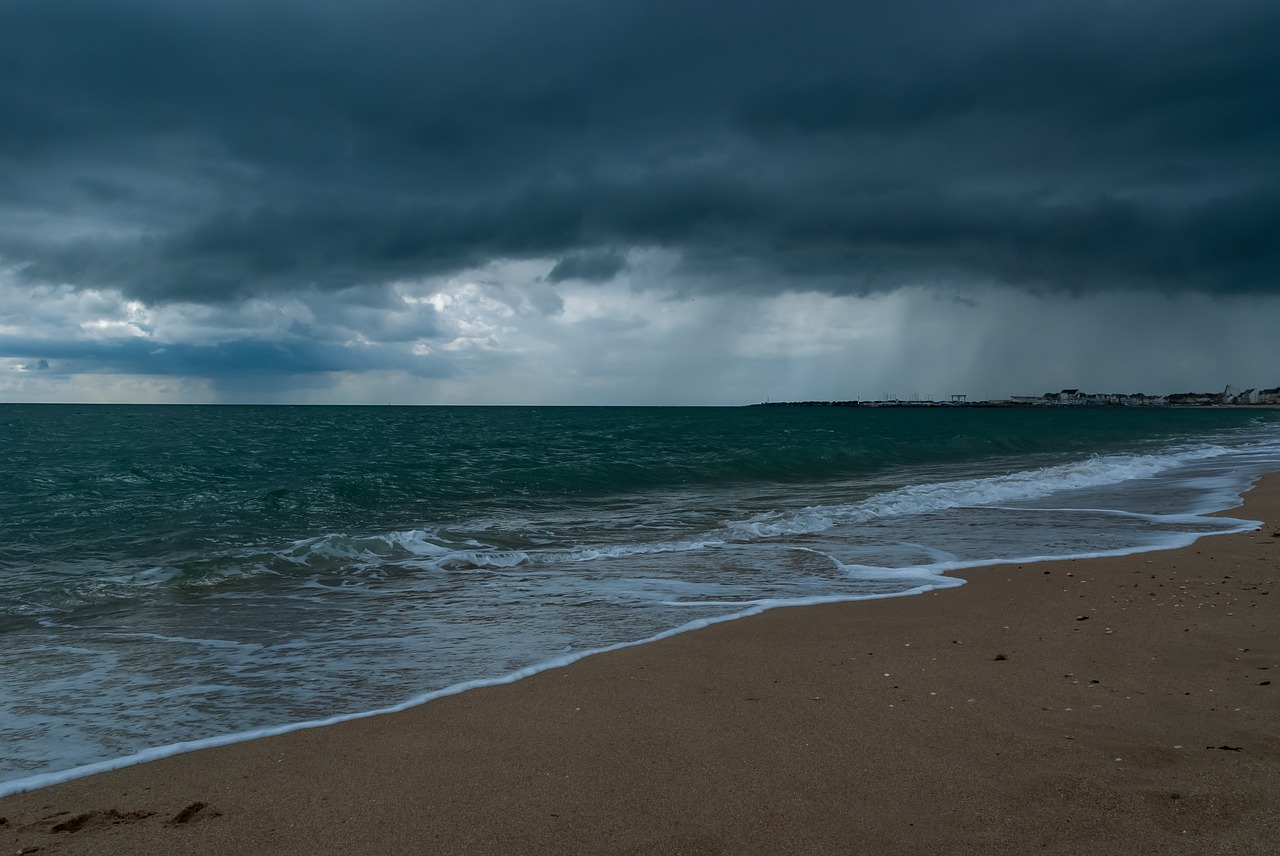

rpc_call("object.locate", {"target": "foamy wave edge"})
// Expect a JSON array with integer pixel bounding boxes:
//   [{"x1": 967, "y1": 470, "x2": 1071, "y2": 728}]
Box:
[
  {"x1": 0, "y1": 580, "x2": 959, "y2": 798},
  {"x1": 729, "y1": 445, "x2": 1233, "y2": 538},
  {"x1": 281, "y1": 444, "x2": 1240, "y2": 572},
  {"x1": 0, "y1": 511, "x2": 1263, "y2": 799}
]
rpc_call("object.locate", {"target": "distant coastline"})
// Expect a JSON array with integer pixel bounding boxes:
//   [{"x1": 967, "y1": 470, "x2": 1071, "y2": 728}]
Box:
[{"x1": 753, "y1": 385, "x2": 1280, "y2": 408}]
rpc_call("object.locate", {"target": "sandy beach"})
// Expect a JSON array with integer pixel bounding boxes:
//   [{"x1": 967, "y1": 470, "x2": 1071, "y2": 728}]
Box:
[{"x1": 2, "y1": 475, "x2": 1277, "y2": 855}]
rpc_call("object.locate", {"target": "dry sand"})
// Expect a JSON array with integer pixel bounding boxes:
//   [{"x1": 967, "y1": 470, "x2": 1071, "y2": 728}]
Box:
[{"x1": 3, "y1": 475, "x2": 1278, "y2": 855}]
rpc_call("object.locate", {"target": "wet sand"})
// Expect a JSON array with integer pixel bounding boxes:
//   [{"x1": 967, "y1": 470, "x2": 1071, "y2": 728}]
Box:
[{"x1": 3, "y1": 475, "x2": 1278, "y2": 855}]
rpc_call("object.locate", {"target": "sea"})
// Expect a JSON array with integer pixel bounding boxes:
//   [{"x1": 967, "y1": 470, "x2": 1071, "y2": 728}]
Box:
[{"x1": 3, "y1": 404, "x2": 1280, "y2": 796}]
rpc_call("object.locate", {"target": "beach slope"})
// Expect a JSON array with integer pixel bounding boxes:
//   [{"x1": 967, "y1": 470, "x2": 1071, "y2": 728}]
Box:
[{"x1": 3, "y1": 476, "x2": 1278, "y2": 855}]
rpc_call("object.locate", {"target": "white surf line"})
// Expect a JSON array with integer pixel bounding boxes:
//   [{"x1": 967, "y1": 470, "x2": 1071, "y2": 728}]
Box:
[{"x1": 1, "y1": 483, "x2": 1267, "y2": 799}]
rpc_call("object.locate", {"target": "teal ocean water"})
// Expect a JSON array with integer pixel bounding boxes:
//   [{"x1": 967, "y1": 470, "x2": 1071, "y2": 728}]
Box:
[{"x1": 3, "y1": 404, "x2": 1280, "y2": 793}]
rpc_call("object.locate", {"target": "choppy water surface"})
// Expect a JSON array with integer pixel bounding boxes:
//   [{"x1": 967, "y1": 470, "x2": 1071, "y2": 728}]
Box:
[{"x1": 2, "y1": 404, "x2": 1279, "y2": 792}]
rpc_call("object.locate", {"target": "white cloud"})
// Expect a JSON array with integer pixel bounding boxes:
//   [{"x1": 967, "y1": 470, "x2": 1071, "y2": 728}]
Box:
[{"x1": 79, "y1": 318, "x2": 150, "y2": 339}]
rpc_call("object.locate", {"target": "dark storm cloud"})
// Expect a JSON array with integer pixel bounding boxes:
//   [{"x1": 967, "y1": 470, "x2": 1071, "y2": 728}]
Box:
[
  {"x1": 1, "y1": 0, "x2": 1278, "y2": 303},
  {"x1": 547, "y1": 250, "x2": 628, "y2": 284}
]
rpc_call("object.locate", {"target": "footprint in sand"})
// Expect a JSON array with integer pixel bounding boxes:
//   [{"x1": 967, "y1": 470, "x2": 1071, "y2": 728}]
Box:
[
  {"x1": 167, "y1": 801, "x2": 223, "y2": 826},
  {"x1": 48, "y1": 809, "x2": 156, "y2": 833},
  {"x1": 40, "y1": 802, "x2": 221, "y2": 834}
]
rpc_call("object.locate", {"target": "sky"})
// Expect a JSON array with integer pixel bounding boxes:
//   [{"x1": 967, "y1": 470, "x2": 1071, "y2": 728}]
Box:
[{"x1": 1, "y1": 0, "x2": 1278, "y2": 405}]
